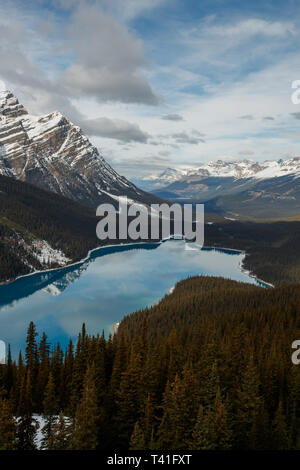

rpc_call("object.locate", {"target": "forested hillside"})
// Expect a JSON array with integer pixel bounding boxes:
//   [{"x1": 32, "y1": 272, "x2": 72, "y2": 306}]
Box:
[
  {"x1": 205, "y1": 219, "x2": 300, "y2": 285},
  {"x1": 0, "y1": 276, "x2": 299, "y2": 450},
  {"x1": 0, "y1": 174, "x2": 100, "y2": 282}
]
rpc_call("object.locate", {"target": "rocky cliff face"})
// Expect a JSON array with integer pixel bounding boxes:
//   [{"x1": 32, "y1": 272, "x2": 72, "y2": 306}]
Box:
[{"x1": 0, "y1": 91, "x2": 151, "y2": 207}]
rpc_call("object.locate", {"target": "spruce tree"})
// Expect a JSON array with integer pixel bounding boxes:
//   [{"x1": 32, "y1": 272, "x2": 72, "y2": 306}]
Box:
[
  {"x1": 272, "y1": 401, "x2": 289, "y2": 450},
  {"x1": 36, "y1": 333, "x2": 50, "y2": 410},
  {"x1": 41, "y1": 372, "x2": 58, "y2": 450},
  {"x1": 234, "y1": 354, "x2": 260, "y2": 448},
  {"x1": 15, "y1": 372, "x2": 37, "y2": 450},
  {"x1": 72, "y1": 364, "x2": 99, "y2": 450},
  {"x1": 5, "y1": 345, "x2": 13, "y2": 395},
  {"x1": 25, "y1": 322, "x2": 39, "y2": 408},
  {"x1": 190, "y1": 406, "x2": 214, "y2": 450},
  {"x1": 129, "y1": 421, "x2": 146, "y2": 450},
  {"x1": 0, "y1": 397, "x2": 16, "y2": 450},
  {"x1": 140, "y1": 393, "x2": 155, "y2": 445},
  {"x1": 211, "y1": 387, "x2": 232, "y2": 449},
  {"x1": 25, "y1": 322, "x2": 38, "y2": 373},
  {"x1": 48, "y1": 413, "x2": 71, "y2": 450},
  {"x1": 115, "y1": 345, "x2": 143, "y2": 443}
]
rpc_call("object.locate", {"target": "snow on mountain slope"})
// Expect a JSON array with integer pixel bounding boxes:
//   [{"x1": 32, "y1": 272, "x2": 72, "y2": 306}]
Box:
[
  {"x1": 144, "y1": 167, "x2": 188, "y2": 184},
  {"x1": 148, "y1": 158, "x2": 300, "y2": 191},
  {"x1": 147, "y1": 157, "x2": 300, "y2": 197},
  {"x1": 151, "y1": 158, "x2": 300, "y2": 218},
  {"x1": 190, "y1": 159, "x2": 267, "y2": 179},
  {"x1": 0, "y1": 91, "x2": 155, "y2": 207},
  {"x1": 192, "y1": 157, "x2": 300, "y2": 180},
  {"x1": 252, "y1": 158, "x2": 300, "y2": 179}
]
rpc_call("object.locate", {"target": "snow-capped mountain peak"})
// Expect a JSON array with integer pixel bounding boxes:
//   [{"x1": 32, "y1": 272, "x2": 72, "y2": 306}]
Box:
[
  {"x1": 148, "y1": 157, "x2": 300, "y2": 191},
  {"x1": 143, "y1": 167, "x2": 187, "y2": 184},
  {"x1": 0, "y1": 90, "x2": 154, "y2": 207},
  {"x1": 0, "y1": 90, "x2": 28, "y2": 120}
]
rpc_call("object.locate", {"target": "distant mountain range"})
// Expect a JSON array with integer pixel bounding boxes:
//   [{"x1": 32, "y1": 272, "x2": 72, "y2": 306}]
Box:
[
  {"x1": 135, "y1": 167, "x2": 187, "y2": 191},
  {"x1": 0, "y1": 90, "x2": 160, "y2": 207},
  {"x1": 149, "y1": 159, "x2": 300, "y2": 219}
]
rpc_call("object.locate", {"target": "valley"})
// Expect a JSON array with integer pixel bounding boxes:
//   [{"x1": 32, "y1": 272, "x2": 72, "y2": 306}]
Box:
[
  {"x1": 149, "y1": 159, "x2": 300, "y2": 219},
  {"x1": 1, "y1": 0, "x2": 300, "y2": 454}
]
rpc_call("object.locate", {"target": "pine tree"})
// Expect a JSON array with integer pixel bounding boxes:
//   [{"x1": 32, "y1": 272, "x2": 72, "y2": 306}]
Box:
[
  {"x1": 72, "y1": 364, "x2": 99, "y2": 450},
  {"x1": 202, "y1": 360, "x2": 220, "y2": 411},
  {"x1": 25, "y1": 322, "x2": 39, "y2": 408},
  {"x1": 48, "y1": 413, "x2": 71, "y2": 450},
  {"x1": 272, "y1": 401, "x2": 289, "y2": 450},
  {"x1": 211, "y1": 387, "x2": 232, "y2": 449},
  {"x1": 129, "y1": 421, "x2": 146, "y2": 450},
  {"x1": 60, "y1": 339, "x2": 74, "y2": 411},
  {"x1": 0, "y1": 397, "x2": 16, "y2": 450},
  {"x1": 5, "y1": 345, "x2": 13, "y2": 395},
  {"x1": 36, "y1": 333, "x2": 50, "y2": 411},
  {"x1": 234, "y1": 354, "x2": 261, "y2": 449},
  {"x1": 115, "y1": 345, "x2": 143, "y2": 443},
  {"x1": 15, "y1": 415, "x2": 37, "y2": 450},
  {"x1": 287, "y1": 366, "x2": 300, "y2": 448},
  {"x1": 41, "y1": 372, "x2": 58, "y2": 450},
  {"x1": 12, "y1": 351, "x2": 25, "y2": 413},
  {"x1": 190, "y1": 406, "x2": 214, "y2": 450},
  {"x1": 166, "y1": 329, "x2": 184, "y2": 382},
  {"x1": 190, "y1": 389, "x2": 232, "y2": 450},
  {"x1": 156, "y1": 375, "x2": 181, "y2": 449},
  {"x1": 69, "y1": 327, "x2": 88, "y2": 416},
  {"x1": 25, "y1": 322, "x2": 38, "y2": 373},
  {"x1": 157, "y1": 366, "x2": 199, "y2": 449},
  {"x1": 140, "y1": 393, "x2": 155, "y2": 445},
  {"x1": 109, "y1": 332, "x2": 128, "y2": 398},
  {"x1": 15, "y1": 371, "x2": 37, "y2": 450}
]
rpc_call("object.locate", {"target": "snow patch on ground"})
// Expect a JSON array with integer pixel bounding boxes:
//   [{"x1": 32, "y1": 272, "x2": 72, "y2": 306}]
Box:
[
  {"x1": 31, "y1": 240, "x2": 70, "y2": 266},
  {"x1": 33, "y1": 414, "x2": 71, "y2": 450}
]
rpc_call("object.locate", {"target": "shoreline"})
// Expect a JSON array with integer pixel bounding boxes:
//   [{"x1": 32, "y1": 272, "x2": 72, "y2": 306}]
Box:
[
  {"x1": 0, "y1": 238, "x2": 273, "y2": 289},
  {"x1": 203, "y1": 245, "x2": 274, "y2": 288},
  {"x1": 0, "y1": 239, "x2": 167, "y2": 286},
  {"x1": 109, "y1": 243, "x2": 274, "y2": 337}
]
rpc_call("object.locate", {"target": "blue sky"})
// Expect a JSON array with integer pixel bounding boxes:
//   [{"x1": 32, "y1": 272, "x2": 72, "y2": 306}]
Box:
[{"x1": 1, "y1": 0, "x2": 300, "y2": 179}]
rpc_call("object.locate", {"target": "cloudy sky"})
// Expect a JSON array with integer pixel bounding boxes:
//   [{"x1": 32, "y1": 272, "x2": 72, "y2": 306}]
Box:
[{"x1": 1, "y1": 0, "x2": 300, "y2": 179}]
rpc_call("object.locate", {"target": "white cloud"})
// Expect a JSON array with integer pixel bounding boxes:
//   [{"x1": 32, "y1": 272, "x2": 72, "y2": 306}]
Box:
[
  {"x1": 102, "y1": 0, "x2": 170, "y2": 21},
  {"x1": 0, "y1": 0, "x2": 160, "y2": 117},
  {"x1": 81, "y1": 117, "x2": 149, "y2": 142},
  {"x1": 171, "y1": 131, "x2": 205, "y2": 145},
  {"x1": 176, "y1": 16, "x2": 297, "y2": 82},
  {"x1": 209, "y1": 18, "x2": 295, "y2": 38},
  {"x1": 63, "y1": 2, "x2": 160, "y2": 104},
  {"x1": 1, "y1": 1, "x2": 300, "y2": 181}
]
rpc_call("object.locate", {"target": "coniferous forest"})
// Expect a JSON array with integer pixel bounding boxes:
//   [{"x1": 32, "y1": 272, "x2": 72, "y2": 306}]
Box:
[{"x1": 0, "y1": 276, "x2": 299, "y2": 451}]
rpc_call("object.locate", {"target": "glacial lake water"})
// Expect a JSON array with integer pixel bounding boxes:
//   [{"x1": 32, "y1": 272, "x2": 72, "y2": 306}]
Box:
[{"x1": 0, "y1": 240, "x2": 267, "y2": 357}]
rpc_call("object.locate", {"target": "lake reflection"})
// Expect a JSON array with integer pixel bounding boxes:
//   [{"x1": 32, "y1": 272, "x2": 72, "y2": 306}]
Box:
[{"x1": 0, "y1": 240, "x2": 263, "y2": 356}]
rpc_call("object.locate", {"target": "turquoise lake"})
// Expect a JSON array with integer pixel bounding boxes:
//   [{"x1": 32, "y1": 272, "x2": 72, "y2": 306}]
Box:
[{"x1": 0, "y1": 240, "x2": 266, "y2": 356}]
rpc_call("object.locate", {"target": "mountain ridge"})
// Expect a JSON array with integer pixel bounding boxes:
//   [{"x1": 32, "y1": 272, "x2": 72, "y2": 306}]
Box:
[
  {"x1": 149, "y1": 158, "x2": 300, "y2": 219},
  {"x1": 0, "y1": 90, "x2": 161, "y2": 208},
  {"x1": 144, "y1": 157, "x2": 300, "y2": 190}
]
